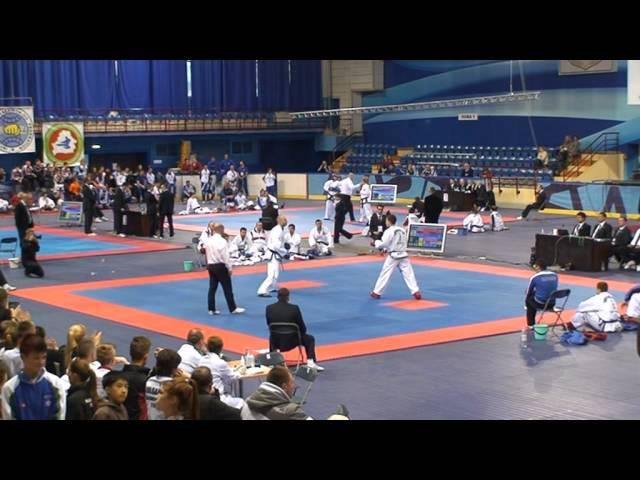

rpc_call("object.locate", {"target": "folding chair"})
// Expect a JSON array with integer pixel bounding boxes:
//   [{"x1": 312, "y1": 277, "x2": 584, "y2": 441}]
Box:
[
  {"x1": 292, "y1": 364, "x2": 319, "y2": 406},
  {"x1": 192, "y1": 236, "x2": 205, "y2": 268},
  {"x1": 254, "y1": 351, "x2": 286, "y2": 367},
  {"x1": 0, "y1": 237, "x2": 18, "y2": 258},
  {"x1": 268, "y1": 322, "x2": 305, "y2": 371},
  {"x1": 536, "y1": 289, "x2": 571, "y2": 334}
]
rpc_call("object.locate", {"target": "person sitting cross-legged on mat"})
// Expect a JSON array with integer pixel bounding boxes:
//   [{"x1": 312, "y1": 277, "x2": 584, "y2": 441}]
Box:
[
  {"x1": 524, "y1": 262, "x2": 558, "y2": 328},
  {"x1": 568, "y1": 282, "x2": 623, "y2": 333},
  {"x1": 308, "y1": 219, "x2": 333, "y2": 257},
  {"x1": 463, "y1": 206, "x2": 485, "y2": 233}
]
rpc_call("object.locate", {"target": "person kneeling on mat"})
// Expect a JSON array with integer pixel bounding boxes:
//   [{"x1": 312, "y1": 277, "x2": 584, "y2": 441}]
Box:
[{"x1": 22, "y1": 228, "x2": 44, "y2": 278}]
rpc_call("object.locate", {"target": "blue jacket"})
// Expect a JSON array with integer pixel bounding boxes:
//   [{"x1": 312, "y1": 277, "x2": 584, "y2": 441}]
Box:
[
  {"x1": 526, "y1": 270, "x2": 559, "y2": 304},
  {"x1": 1, "y1": 369, "x2": 67, "y2": 420}
]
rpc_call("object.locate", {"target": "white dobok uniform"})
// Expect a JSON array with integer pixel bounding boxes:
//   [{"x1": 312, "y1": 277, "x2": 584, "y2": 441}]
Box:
[
  {"x1": 257, "y1": 224, "x2": 287, "y2": 295},
  {"x1": 283, "y1": 232, "x2": 302, "y2": 255},
  {"x1": 358, "y1": 183, "x2": 373, "y2": 224},
  {"x1": 572, "y1": 292, "x2": 623, "y2": 332},
  {"x1": 323, "y1": 179, "x2": 340, "y2": 220},
  {"x1": 372, "y1": 225, "x2": 420, "y2": 296},
  {"x1": 308, "y1": 226, "x2": 334, "y2": 255},
  {"x1": 463, "y1": 213, "x2": 485, "y2": 233},
  {"x1": 229, "y1": 234, "x2": 253, "y2": 257},
  {"x1": 248, "y1": 228, "x2": 268, "y2": 256},
  {"x1": 490, "y1": 211, "x2": 505, "y2": 232}
]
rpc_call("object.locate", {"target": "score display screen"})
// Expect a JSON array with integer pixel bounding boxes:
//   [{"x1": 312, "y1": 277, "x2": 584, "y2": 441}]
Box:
[{"x1": 407, "y1": 223, "x2": 447, "y2": 253}]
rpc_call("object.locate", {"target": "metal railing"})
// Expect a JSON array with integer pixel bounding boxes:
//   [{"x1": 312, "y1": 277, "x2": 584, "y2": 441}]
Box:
[{"x1": 562, "y1": 132, "x2": 619, "y2": 181}]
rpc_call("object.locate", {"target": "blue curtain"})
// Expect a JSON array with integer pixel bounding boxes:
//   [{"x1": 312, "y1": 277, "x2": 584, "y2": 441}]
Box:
[
  {"x1": 191, "y1": 60, "x2": 223, "y2": 114},
  {"x1": 222, "y1": 60, "x2": 257, "y2": 112},
  {"x1": 33, "y1": 60, "x2": 80, "y2": 116},
  {"x1": 150, "y1": 60, "x2": 188, "y2": 114},
  {"x1": 290, "y1": 60, "x2": 322, "y2": 111},
  {"x1": 257, "y1": 60, "x2": 290, "y2": 111},
  {"x1": 114, "y1": 60, "x2": 152, "y2": 111},
  {"x1": 76, "y1": 60, "x2": 116, "y2": 115}
]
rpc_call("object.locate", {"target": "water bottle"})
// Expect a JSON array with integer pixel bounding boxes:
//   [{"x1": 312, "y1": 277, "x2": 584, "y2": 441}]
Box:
[
  {"x1": 520, "y1": 329, "x2": 528, "y2": 349},
  {"x1": 246, "y1": 351, "x2": 255, "y2": 368},
  {"x1": 240, "y1": 352, "x2": 246, "y2": 367}
]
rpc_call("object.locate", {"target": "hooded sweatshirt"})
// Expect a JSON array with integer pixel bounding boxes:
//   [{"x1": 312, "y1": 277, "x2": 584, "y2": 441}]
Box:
[{"x1": 241, "y1": 382, "x2": 311, "y2": 420}]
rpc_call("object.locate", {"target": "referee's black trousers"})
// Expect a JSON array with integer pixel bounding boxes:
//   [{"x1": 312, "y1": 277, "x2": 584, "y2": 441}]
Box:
[{"x1": 207, "y1": 263, "x2": 237, "y2": 312}]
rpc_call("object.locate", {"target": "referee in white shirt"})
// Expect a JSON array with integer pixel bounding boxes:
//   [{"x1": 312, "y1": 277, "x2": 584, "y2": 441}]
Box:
[{"x1": 203, "y1": 223, "x2": 245, "y2": 315}]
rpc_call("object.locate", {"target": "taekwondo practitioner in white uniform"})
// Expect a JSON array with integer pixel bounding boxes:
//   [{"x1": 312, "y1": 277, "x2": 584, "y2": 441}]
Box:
[
  {"x1": 256, "y1": 189, "x2": 279, "y2": 211},
  {"x1": 257, "y1": 215, "x2": 288, "y2": 297},
  {"x1": 571, "y1": 282, "x2": 623, "y2": 332},
  {"x1": 283, "y1": 224, "x2": 302, "y2": 255},
  {"x1": 198, "y1": 221, "x2": 216, "y2": 252},
  {"x1": 463, "y1": 207, "x2": 485, "y2": 233},
  {"x1": 370, "y1": 214, "x2": 421, "y2": 300},
  {"x1": 323, "y1": 174, "x2": 341, "y2": 220},
  {"x1": 308, "y1": 219, "x2": 334, "y2": 256},
  {"x1": 357, "y1": 175, "x2": 373, "y2": 224},
  {"x1": 248, "y1": 221, "x2": 268, "y2": 258},
  {"x1": 229, "y1": 227, "x2": 253, "y2": 259},
  {"x1": 180, "y1": 193, "x2": 214, "y2": 215}
]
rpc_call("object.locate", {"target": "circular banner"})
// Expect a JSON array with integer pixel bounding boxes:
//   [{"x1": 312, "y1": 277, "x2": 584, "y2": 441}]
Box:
[
  {"x1": 43, "y1": 123, "x2": 84, "y2": 166},
  {"x1": 0, "y1": 108, "x2": 35, "y2": 154}
]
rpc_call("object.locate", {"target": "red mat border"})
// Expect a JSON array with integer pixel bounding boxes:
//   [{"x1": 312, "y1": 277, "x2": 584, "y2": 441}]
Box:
[
  {"x1": 0, "y1": 226, "x2": 184, "y2": 263},
  {"x1": 11, "y1": 255, "x2": 637, "y2": 361}
]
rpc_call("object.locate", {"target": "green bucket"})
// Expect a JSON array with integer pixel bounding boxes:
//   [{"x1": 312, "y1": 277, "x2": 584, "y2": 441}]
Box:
[
  {"x1": 533, "y1": 324, "x2": 549, "y2": 341},
  {"x1": 183, "y1": 260, "x2": 194, "y2": 272}
]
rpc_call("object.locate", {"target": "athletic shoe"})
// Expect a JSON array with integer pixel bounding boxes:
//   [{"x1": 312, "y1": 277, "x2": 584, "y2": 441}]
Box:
[
  {"x1": 118, "y1": 233, "x2": 126, "y2": 238},
  {"x1": 307, "y1": 359, "x2": 325, "y2": 372},
  {"x1": 152, "y1": 235, "x2": 159, "y2": 239},
  {"x1": 208, "y1": 310, "x2": 221, "y2": 315},
  {"x1": 516, "y1": 216, "x2": 523, "y2": 220},
  {"x1": 94, "y1": 218, "x2": 103, "y2": 223},
  {"x1": 232, "y1": 307, "x2": 246, "y2": 314},
  {"x1": 413, "y1": 291, "x2": 422, "y2": 300},
  {"x1": 370, "y1": 291, "x2": 381, "y2": 299},
  {"x1": 257, "y1": 293, "x2": 271, "y2": 298},
  {"x1": 87, "y1": 233, "x2": 97, "y2": 236},
  {"x1": 102, "y1": 217, "x2": 110, "y2": 221},
  {"x1": 3, "y1": 284, "x2": 16, "y2": 291}
]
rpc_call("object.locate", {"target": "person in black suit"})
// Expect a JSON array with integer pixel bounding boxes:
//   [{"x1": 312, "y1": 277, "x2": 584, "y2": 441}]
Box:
[
  {"x1": 368, "y1": 204, "x2": 388, "y2": 241},
  {"x1": 112, "y1": 185, "x2": 128, "y2": 237},
  {"x1": 608, "y1": 215, "x2": 632, "y2": 270},
  {"x1": 158, "y1": 184, "x2": 174, "y2": 238},
  {"x1": 261, "y1": 202, "x2": 278, "y2": 231},
  {"x1": 333, "y1": 194, "x2": 353, "y2": 244},
  {"x1": 82, "y1": 177, "x2": 97, "y2": 235},
  {"x1": 14, "y1": 192, "x2": 34, "y2": 246},
  {"x1": 518, "y1": 185, "x2": 546, "y2": 220},
  {"x1": 572, "y1": 212, "x2": 591, "y2": 237},
  {"x1": 266, "y1": 288, "x2": 323, "y2": 371},
  {"x1": 591, "y1": 212, "x2": 613, "y2": 239},
  {"x1": 410, "y1": 196, "x2": 425, "y2": 219},
  {"x1": 21, "y1": 228, "x2": 43, "y2": 278},
  {"x1": 144, "y1": 186, "x2": 159, "y2": 238},
  {"x1": 424, "y1": 188, "x2": 444, "y2": 223}
]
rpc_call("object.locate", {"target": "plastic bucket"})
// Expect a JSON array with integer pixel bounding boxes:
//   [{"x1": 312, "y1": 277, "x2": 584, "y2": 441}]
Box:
[
  {"x1": 8, "y1": 257, "x2": 20, "y2": 269},
  {"x1": 183, "y1": 260, "x2": 194, "y2": 272},
  {"x1": 533, "y1": 324, "x2": 549, "y2": 341}
]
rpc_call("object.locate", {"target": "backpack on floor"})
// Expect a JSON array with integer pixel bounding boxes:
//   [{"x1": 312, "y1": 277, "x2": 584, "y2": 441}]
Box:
[{"x1": 560, "y1": 330, "x2": 587, "y2": 345}]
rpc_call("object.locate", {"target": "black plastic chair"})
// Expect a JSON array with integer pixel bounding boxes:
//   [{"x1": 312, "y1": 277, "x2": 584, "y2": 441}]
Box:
[
  {"x1": 292, "y1": 364, "x2": 319, "y2": 406},
  {"x1": 254, "y1": 351, "x2": 286, "y2": 367},
  {"x1": 268, "y1": 322, "x2": 305, "y2": 371}
]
